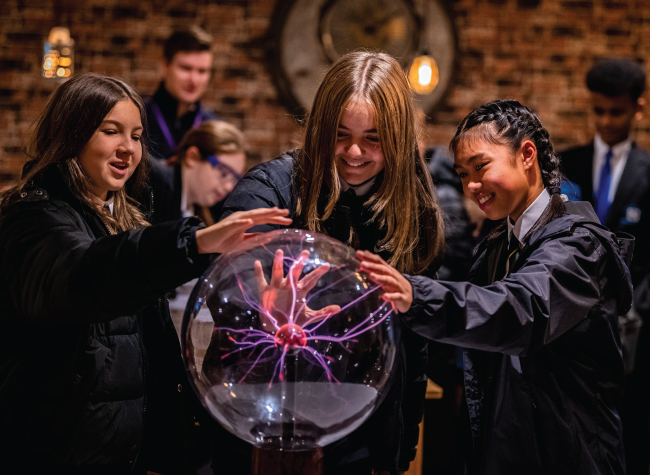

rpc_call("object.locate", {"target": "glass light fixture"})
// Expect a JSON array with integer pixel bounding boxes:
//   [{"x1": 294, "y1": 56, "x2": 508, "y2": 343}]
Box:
[
  {"x1": 408, "y1": 54, "x2": 439, "y2": 95},
  {"x1": 43, "y1": 27, "x2": 74, "y2": 79}
]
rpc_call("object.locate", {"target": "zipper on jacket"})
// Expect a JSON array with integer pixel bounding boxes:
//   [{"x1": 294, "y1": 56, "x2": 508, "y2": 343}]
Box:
[
  {"x1": 92, "y1": 210, "x2": 115, "y2": 236},
  {"x1": 156, "y1": 297, "x2": 166, "y2": 332},
  {"x1": 149, "y1": 189, "x2": 155, "y2": 222},
  {"x1": 131, "y1": 317, "x2": 148, "y2": 470}
]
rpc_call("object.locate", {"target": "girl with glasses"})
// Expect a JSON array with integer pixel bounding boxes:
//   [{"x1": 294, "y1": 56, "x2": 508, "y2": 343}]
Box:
[{"x1": 151, "y1": 119, "x2": 247, "y2": 226}]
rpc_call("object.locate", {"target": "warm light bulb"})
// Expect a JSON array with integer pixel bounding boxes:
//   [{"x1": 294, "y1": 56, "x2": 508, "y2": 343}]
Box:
[
  {"x1": 43, "y1": 27, "x2": 74, "y2": 80},
  {"x1": 409, "y1": 55, "x2": 439, "y2": 95},
  {"x1": 418, "y1": 64, "x2": 432, "y2": 86}
]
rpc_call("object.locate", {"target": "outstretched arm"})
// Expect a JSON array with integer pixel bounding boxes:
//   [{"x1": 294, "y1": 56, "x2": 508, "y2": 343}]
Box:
[
  {"x1": 196, "y1": 207, "x2": 291, "y2": 254},
  {"x1": 358, "y1": 233, "x2": 607, "y2": 356},
  {"x1": 4, "y1": 203, "x2": 290, "y2": 327}
]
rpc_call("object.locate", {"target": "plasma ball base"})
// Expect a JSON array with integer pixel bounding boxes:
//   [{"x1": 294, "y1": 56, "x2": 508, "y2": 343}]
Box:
[{"x1": 252, "y1": 445, "x2": 323, "y2": 475}]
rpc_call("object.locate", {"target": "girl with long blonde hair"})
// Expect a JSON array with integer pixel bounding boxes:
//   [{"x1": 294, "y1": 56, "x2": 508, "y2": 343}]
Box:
[{"x1": 219, "y1": 50, "x2": 445, "y2": 474}]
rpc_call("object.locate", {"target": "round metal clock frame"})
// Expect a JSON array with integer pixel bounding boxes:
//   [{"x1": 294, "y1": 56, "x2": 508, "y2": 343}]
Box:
[{"x1": 268, "y1": 0, "x2": 456, "y2": 117}]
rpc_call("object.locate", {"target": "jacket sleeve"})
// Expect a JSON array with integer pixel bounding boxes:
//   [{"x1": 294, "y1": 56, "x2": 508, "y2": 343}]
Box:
[
  {"x1": 4, "y1": 203, "x2": 210, "y2": 326},
  {"x1": 219, "y1": 160, "x2": 293, "y2": 232},
  {"x1": 404, "y1": 230, "x2": 604, "y2": 356}
]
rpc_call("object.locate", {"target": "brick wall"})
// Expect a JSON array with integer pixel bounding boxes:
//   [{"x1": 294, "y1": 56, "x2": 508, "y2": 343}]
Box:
[{"x1": 1, "y1": 0, "x2": 650, "y2": 191}]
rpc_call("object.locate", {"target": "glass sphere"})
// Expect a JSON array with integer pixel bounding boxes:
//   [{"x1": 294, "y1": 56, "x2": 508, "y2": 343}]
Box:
[{"x1": 182, "y1": 228, "x2": 396, "y2": 450}]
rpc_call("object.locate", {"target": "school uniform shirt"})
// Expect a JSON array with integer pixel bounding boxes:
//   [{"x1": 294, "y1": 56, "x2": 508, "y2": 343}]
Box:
[
  {"x1": 403, "y1": 199, "x2": 632, "y2": 475},
  {"x1": 561, "y1": 137, "x2": 650, "y2": 284}
]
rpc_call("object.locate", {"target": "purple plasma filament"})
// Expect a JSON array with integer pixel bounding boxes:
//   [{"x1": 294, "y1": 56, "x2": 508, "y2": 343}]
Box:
[{"x1": 212, "y1": 246, "x2": 393, "y2": 388}]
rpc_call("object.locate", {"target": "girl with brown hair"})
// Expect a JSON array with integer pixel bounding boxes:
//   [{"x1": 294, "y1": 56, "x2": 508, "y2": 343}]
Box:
[
  {"x1": 0, "y1": 72, "x2": 289, "y2": 473},
  {"x1": 219, "y1": 50, "x2": 445, "y2": 474}
]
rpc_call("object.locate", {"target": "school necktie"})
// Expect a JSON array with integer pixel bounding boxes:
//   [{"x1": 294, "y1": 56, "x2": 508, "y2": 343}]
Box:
[
  {"x1": 506, "y1": 232, "x2": 519, "y2": 276},
  {"x1": 495, "y1": 231, "x2": 519, "y2": 281},
  {"x1": 595, "y1": 148, "x2": 613, "y2": 224}
]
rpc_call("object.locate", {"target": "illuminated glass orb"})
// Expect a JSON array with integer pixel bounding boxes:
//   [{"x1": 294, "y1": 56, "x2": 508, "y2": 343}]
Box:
[{"x1": 183, "y1": 228, "x2": 396, "y2": 450}]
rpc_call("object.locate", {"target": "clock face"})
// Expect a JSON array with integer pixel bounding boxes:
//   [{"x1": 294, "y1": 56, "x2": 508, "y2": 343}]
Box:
[
  {"x1": 320, "y1": 0, "x2": 419, "y2": 62},
  {"x1": 270, "y1": 0, "x2": 456, "y2": 116}
]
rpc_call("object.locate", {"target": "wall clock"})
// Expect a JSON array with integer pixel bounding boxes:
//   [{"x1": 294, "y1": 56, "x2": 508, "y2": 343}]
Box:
[{"x1": 270, "y1": 0, "x2": 456, "y2": 116}]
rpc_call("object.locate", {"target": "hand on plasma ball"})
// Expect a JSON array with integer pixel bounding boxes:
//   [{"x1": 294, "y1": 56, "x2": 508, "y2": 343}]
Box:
[
  {"x1": 357, "y1": 250, "x2": 413, "y2": 314},
  {"x1": 195, "y1": 207, "x2": 292, "y2": 254},
  {"x1": 255, "y1": 249, "x2": 340, "y2": 330}
]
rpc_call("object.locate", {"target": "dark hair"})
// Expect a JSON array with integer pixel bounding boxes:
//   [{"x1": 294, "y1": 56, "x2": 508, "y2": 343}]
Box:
[
  {"x1": 163, "y1": 26, "x2": 212, "y2": 63},
  {"x1": 0, "y1": 73, "x2": 151, "y2": 232},
  {"x1": 450, "y1": 99, "x2": 565, "y2": 243},
  {"x1": 586, "y1": 58, "x2": 646, "y2": 101},
  {"x1": 295, "y1": 50, "x2": 444, "y2": 275}
]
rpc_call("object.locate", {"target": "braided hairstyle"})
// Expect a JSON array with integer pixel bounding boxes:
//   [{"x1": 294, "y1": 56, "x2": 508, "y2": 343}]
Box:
[{"x1": 450, "y1": 99, "x2": 566, "y2": 243}]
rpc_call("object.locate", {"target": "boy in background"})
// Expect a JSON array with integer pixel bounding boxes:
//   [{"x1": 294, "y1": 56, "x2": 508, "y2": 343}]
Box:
[
  {"x1": 561, "y1": 57, "x2": 650, "y2": 475},
  {"x1": 146, "y1": 26, "x2": 218, "y2": 160}
]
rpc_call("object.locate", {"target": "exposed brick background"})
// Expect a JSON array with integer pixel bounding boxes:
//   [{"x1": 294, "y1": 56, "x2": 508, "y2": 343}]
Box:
[{"x1": 1, "y1": 0, "x2": 650, "y2": 191}]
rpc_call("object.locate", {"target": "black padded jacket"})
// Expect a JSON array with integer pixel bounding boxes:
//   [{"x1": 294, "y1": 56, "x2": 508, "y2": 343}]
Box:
[{"x1": 0, "y1": 164, "x2": 210, "y2": 472}]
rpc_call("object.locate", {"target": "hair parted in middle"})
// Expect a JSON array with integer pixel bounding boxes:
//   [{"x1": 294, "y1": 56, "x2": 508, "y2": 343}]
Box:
[{"x1": 294, "y1": 50, "x2": 444, "y2": 275}]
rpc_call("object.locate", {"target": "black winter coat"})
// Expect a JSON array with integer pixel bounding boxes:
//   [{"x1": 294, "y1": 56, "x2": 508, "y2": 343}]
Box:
[
  {"x1": 0, "y1": 164, "x2": 210, "y2": 472},
  {"x1": 404, "y1": 201, "x2": 632, "y2": 475},
  {"x1": 219, "y1": 152, "x2": 431, "y2": 473}
]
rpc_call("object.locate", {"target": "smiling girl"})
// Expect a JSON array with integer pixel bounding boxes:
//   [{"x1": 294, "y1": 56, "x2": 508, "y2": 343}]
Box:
[
  {"x1": 218, "y1": 51, "x2": 445, "y2": 474},
  {"x1": 0, "y1": 73, "x2": 289, "y2": 473},
  {"x1": 359, "y1": 99, "x2": 632, "y2": 474}
]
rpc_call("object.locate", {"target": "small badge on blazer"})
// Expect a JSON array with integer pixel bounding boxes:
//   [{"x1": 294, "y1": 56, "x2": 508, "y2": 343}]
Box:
[{"x1": 622, "y1": 205, "x2": 641, "y2": 225}]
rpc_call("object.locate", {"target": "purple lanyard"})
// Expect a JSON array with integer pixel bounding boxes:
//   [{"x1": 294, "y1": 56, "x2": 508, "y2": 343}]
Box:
[{"x1": 151, "y1": 102, "x2": 203, "y2": 151}]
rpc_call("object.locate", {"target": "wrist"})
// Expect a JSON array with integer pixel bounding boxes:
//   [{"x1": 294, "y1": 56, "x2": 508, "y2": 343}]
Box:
[{"x1": 195, "y1": 227, "x2": 208, "y2": 254}]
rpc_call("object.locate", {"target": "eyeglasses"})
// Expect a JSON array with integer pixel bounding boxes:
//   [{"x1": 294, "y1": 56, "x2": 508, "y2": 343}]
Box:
[{"x1": 206, "y1": 154, "x2": 244, "y2": 185}]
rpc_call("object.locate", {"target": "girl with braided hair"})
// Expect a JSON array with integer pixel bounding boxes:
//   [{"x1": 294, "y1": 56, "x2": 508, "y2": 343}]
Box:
[{"x1": 358, "y1": 99, "x2": 633, "y2": 474}]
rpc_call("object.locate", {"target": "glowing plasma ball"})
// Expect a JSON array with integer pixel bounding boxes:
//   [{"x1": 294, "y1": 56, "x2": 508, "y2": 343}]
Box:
[{"x1": 182, "y1": 229, "x2": 396, "y2": 450}]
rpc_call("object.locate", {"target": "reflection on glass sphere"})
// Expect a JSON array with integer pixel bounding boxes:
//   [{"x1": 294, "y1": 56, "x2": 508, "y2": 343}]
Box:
[{"x1": 182, "y1": 228, "x2": 396, "y2": 450}]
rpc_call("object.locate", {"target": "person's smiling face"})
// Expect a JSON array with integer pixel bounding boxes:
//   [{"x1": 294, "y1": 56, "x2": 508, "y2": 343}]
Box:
[
  {"x1": 335, "y1": 97, "x2": 385, "y2": 186},
  {"x1": 77, "y1": 99, "x2": 143, "y2": 201},
  {"x1": 453, "y1": 136, "x2": 534, "y2": 222}
]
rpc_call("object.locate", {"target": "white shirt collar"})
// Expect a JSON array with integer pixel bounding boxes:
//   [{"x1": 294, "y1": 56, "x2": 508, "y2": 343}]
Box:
[
  {"x1": 507, "y1": 188, "x2": 551, "y2": 243},
  {"x1": 92, "y1": 194, "x2": 114, "y2": 215},
  {"x1": 594, "y1": 133, "x2": 632, "y2": 159},
  {"x1": 339, "y1": 176, "x2": 377, "y2": 197},
  {"x1": 180, "y1": 185, "x2": 193, "y2": 218}
]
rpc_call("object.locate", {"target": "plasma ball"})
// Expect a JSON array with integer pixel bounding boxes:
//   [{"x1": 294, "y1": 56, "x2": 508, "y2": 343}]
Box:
[{"x1": 274, "y1": 323, "x2": 307, "y2": 349}]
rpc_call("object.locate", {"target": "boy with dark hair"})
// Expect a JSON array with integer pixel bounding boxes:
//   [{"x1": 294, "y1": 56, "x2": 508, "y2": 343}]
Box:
[
  {"x1": 146, "y1": 25, "x2": 218, "y2": 160},
  {"x1": 561, "y1": 57, "x2": 650, "y2": 475}
]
